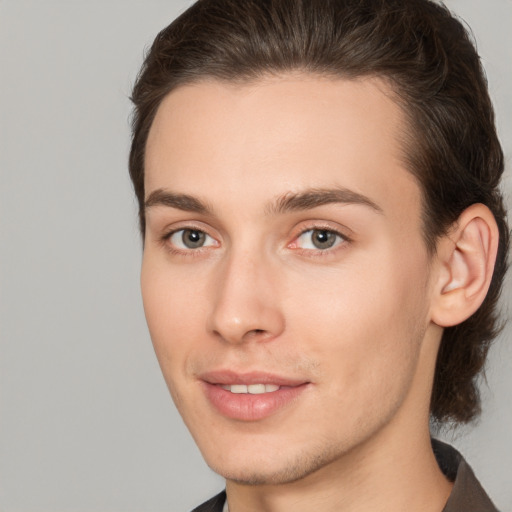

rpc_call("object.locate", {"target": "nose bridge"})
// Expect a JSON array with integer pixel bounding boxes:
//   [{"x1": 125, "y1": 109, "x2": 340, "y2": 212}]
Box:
[{"x1": 207, "y1": 242, "x2": 284, "y2": 344}]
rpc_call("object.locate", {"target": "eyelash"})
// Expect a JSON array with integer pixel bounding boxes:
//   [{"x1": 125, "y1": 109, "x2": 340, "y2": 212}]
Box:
[
  {"x1": 160, "y1": 227, "x2": 218, "y2": 256},
  {"x1": 160, "y1": 225, "x2": 351, "y2": 257},
  {"x1": 289, "y1": 226, "x2": 351, "y2": 257}
]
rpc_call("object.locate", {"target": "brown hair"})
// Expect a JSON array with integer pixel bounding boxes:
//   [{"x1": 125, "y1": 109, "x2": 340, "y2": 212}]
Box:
[{"x1": 129, "y1": 0, "x2": 509, "y2": 424}]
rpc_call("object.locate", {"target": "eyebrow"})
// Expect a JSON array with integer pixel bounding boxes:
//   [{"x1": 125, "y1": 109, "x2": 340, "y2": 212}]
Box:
[
  {"x1": 267, "y1": 187, "x2": 383, "y2": 215},
  {"x1": 145, "y1": 189, "x2": 212, "y2": 214},
  {"x1": 144, "y1": 186, "x2": 383, "y2": 216}
]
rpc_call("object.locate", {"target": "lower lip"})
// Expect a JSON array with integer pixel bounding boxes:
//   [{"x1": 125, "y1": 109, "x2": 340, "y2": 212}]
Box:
[{"x1": 202, "y1": 382, "x2": 308, "y2": 421}]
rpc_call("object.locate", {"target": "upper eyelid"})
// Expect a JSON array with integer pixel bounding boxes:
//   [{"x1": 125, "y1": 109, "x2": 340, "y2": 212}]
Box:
[
  {"x1": 167, "y1": 227, "x2": 212, "y2": 237},
  {"x1": 293, "y1": 221, "x2": 353, "y2": 241},
  {"x1": 161, "y1": 222, "x2": 217, "y2": 238},
  {"x1": 171, "y1": 228, "x2": 216, "y2": 242},
  {"x1": 298, "y1": 226, "x2": 347, "y2": 237},
  {"x1": 165, "y1": 226, "x2": 216, "y2": 242}
]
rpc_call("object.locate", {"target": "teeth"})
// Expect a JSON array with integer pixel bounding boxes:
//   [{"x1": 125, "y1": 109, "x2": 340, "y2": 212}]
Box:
[
  {"x1": 248, "y1": 384, "x2": 266, "y2": 394},
  {"x1": 220, "y1": 384, "x2": 280, "y2": 394}
]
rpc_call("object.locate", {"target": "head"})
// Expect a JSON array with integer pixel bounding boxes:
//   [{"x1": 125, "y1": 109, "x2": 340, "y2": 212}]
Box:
[{"x1": 129, "y1": 0, "x2": 508, "y2": 481}]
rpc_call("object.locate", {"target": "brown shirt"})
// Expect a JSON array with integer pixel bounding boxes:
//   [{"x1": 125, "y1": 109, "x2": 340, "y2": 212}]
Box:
[
  {"x1": 191, "y1": 440, "x2": 498, "y2": 512},
  {"x1": 433, "y1": 439, "x2": 498, "y2": 512}
]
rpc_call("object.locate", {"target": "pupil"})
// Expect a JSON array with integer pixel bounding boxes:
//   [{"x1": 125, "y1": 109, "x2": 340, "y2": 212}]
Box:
[
  {"x1": 183, "y1": 229, "x2": 205, "y2": 248},
  {"x1": 313, "y1": 230, "x2": 335, "y2": 249}
]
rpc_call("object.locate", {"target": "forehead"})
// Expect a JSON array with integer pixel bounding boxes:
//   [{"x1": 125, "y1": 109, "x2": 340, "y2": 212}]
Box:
[{"x1": 145, "y1": 74, "x2": 420, "y2": 224}]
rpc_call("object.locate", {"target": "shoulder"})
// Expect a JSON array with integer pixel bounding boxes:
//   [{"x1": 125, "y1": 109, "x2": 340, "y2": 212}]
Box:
[{"x1": 191, "y1": 491, "x2": 226, "y2": 512}]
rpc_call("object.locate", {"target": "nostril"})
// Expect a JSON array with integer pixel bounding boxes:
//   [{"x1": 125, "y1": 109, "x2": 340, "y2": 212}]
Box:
[{"x1": 244, "y1": 329, "x2": 272, "y2": 341}]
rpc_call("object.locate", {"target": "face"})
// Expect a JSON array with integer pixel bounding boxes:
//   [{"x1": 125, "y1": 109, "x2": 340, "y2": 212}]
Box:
[{"x1": 142, "y1": 75, "x2": 442, "y2": 485}]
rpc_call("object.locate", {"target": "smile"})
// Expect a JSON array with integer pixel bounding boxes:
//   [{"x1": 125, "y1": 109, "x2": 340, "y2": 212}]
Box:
[
  {"x1": 220, "y1": 384, "x2": 280, "y2": 394},
  {"x1": 200, "y1": 371, "x2": 310, "y2": 421}
]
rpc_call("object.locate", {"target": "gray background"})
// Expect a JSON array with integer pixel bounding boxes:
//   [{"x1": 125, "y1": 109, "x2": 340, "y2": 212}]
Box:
[{"x1": 0, "y1": 1, "x2": 510, "y2": 511}]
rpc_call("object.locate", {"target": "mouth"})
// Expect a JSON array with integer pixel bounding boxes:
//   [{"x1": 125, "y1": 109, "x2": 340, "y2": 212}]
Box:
[
  {"x1": 220, "y1": 383, "x2": 281, "y2": 394},
  {"x1": 199, "y1": 370, "x2": 310, "y2": 421}
]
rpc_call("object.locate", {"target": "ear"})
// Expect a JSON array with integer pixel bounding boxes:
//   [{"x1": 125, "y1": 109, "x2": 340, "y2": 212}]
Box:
[{"x1": 430, "y1": 204, "x2": 499, "y2": 327}]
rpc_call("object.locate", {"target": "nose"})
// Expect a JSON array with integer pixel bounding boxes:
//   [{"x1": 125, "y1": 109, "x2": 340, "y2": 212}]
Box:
[{"x1": 206, "y1": 249, "x2": 285, "y2": 345}]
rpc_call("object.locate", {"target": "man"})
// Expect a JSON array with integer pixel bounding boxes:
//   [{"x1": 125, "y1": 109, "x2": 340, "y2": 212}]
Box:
[{"x1": 129, "y1": 0, "x2": 509, "y2": 510}]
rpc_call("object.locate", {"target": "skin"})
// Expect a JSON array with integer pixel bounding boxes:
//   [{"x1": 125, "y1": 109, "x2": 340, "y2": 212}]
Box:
[{"x1": 141, "y1": 75, "x2": 455, "y2": 511}]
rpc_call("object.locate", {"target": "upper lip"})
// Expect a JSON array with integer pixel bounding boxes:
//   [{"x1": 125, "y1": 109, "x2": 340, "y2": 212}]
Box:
[{"x1": 199, "y1": 370, "x2": 309, "y2": 387}]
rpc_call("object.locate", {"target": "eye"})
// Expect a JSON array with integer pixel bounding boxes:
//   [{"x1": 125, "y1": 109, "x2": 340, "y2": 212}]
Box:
[
  {"x1": 168, "y1": 229, "x2": 217, "y2": 250},
  {"x1": 295, "y1": 229, "x2": 345, "y2": 250}
]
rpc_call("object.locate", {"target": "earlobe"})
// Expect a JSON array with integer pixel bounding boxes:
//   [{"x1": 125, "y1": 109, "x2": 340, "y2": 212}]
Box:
[{"x1": 431, "y1": 204, "x2": 499, "y2": 328}]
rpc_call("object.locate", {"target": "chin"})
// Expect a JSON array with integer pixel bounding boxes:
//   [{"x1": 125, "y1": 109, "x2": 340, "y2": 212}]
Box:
[{"x1": 205, "y1": 443, "x2": 344, "y2": 486}]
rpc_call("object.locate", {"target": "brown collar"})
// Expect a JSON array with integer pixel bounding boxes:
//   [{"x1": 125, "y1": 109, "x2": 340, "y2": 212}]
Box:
[{"x1": 433, "y1": 439, "x2": 498, "y2": 512}]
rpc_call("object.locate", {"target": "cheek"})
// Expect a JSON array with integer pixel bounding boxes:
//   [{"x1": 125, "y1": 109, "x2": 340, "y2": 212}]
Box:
[
  {"x1": 284, "y1": 249, "x2": 429, "y2": 395},
  {"x1": 140, "y1": 256, "x2": 206, "y2": 377},
  {"x1": 141, "y1": 264, "x2": 211, "y2": 421}
]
